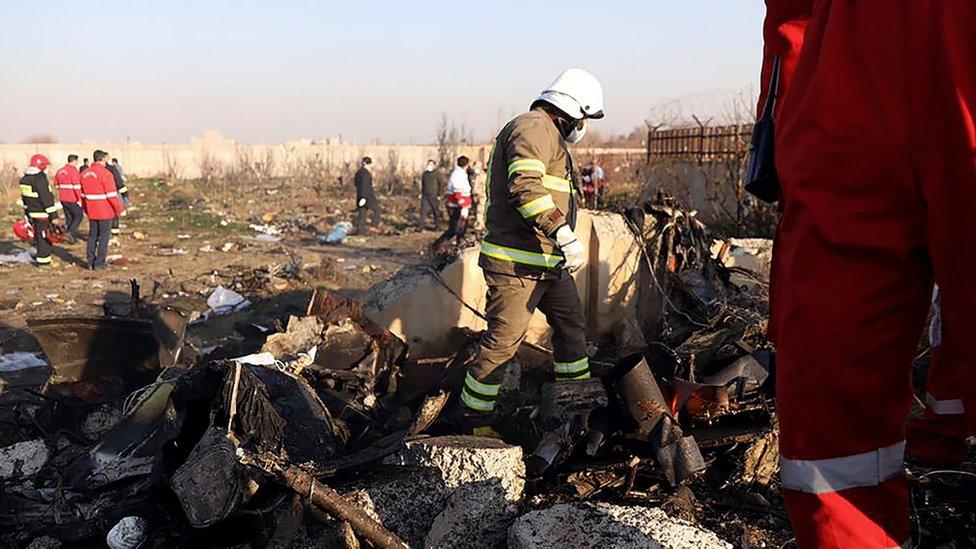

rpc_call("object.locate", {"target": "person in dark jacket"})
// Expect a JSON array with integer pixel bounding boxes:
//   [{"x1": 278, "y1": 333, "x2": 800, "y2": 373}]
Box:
[
  {"x1": 418, "y1": 159, "x2": 442, "y2": 230},
  {"x1": 19, "y1": 154, "x2": 59, "y2": 267},
  {"x1": 354, "y1": 156, "x2": 381, "y2": 234},
  {"x1": 107, "y1": 158, "x2": 129, "y2": 236},
  {"x1": 80, "y1": 158, "x2": 90, "y2": 172}
]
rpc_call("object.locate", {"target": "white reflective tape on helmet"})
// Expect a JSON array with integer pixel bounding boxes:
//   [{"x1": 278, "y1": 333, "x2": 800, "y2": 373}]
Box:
[
  {"x1": 780, "y1": 440, "x2": 905, "y2": 494},
  {"x1": 925, "y1": 391, "x2": 964, "y2": 415}
]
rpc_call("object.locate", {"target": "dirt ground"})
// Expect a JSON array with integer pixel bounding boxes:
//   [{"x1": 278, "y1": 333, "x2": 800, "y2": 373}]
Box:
[{"x1": 0, "y1": 177, "x2": 444, "y2": 354}]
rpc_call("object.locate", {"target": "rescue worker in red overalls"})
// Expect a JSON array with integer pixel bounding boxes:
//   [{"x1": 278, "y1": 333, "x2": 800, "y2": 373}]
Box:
[
  {"x1": 55, "y1": 154, "x2": 84, "y2": 240},
  {"x1": 761, "y1": 1, "x2": 975, "y2": 547},
  {"x1": 80, "y1": 150, "x2": 125, "y2": 270}
]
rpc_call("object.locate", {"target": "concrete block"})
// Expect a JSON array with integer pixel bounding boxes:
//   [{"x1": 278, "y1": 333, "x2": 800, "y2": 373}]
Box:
[
  {"x1": 340, "y1": 465, "x2": 451, "y2": 548},
  {"x1": 508, "y1": 502, "x2": 731, "y2": 549},
  {"x1": 0, "y1": 439, "x2": 49, "y2": 480},
  {"x1": 363, "y1": 211, "x2": 643, "y2": 359},
  {"x1": 425, "y1": 483, "x2": 518, "y2": 549},
  {"x1": 386, "y1": 435, "x2": 525, "y2": 503}
]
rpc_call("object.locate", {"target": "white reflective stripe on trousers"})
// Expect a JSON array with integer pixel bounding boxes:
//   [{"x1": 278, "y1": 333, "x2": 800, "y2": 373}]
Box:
[
  {"x1": 925, "y1": 391, "x2": 965, "y2": 415},
  {"x1": 780, "y1": 440, "x2": 905, "y2": 494}
]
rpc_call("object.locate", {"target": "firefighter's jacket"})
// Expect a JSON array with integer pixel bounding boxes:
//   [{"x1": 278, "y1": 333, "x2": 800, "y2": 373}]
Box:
[
  {"x1": 480, "y1": 108, "x2": 578, "y2": 279},
  {"x1": 19, "y1": 168, "x2": 58, "y2": 222}
]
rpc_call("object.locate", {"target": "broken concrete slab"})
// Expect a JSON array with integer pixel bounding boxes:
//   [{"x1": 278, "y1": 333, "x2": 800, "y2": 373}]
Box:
[
  {"x1": 425, "y1": 482, "x2": 519, "y2": 549},
  {"x1": 508, "y1": 502, "x2": 732, "y2": 549},
  {"x1": 339, "y1": 465, "x2": 450, "y2": 548},
  {"x1": 711, "y1": 238, "x2": 772, "y2": 290},
  {"x1": 363, "y1": 210, "x2": 644, "y2": 359},
  {"x1": 386, "y1": 435, "x2": 525, "y2": 503},
  {"x1": 0, "y1": 439, "x2": 49, "y2": 480}
]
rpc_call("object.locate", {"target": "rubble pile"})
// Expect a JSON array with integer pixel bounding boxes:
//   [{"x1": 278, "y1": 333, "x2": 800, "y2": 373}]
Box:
[{"x1": 0, "y1": 199, "x2": 832, "y2": 547}]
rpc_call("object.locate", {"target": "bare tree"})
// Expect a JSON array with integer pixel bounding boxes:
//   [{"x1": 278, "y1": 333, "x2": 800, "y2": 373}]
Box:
[{"x1": 436, "y1": 113, "x2": 470, "y2": 170}]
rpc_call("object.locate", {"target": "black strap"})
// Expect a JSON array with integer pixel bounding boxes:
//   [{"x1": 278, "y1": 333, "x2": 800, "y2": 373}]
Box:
[{"x1": 761, "y1": 56, "x2": 782, "y2": 121}]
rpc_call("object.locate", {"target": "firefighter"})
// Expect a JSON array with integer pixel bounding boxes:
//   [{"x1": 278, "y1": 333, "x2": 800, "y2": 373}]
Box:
[
  {"x1": 19, "y1": 154, "x2": 59, "y2": 267},
  {"x1": 107, "y1": 157, "x2": 129, "y2": 236},
  {"x1": 430, "y1": 156, "x2": 472, "y2": 253},
  {"x1": 81, "y1": 150, "x2": 125, "y2": 270},
  {"x1": 55, "y1": 154, "x2": 84, "y2": 240},
  {"x1": 354, "y1": 156, "x2": 381, "y2": 234},
  {"x1": 459, "y1": 68, "x2": 603, "y2": 423},
  {"x1": 761, "y1": 1, "x2": 975, "y2": 547}
]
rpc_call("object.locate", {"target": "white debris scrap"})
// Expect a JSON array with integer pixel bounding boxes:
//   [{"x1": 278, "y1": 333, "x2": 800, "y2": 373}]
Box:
[
  {"x1": 206, "y1": 286, "x2": 251, "y2": 316},
  {"x1": 0, "y1": 352, "x2": 48, "y2": 372}
]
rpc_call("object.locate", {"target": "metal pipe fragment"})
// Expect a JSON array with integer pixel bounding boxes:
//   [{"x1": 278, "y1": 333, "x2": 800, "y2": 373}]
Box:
[{"x1": 281, "y1": 467, "x2": 408, "y2": 549}]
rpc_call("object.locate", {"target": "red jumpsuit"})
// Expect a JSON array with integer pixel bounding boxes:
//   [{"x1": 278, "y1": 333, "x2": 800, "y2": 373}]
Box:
[{"x1": 763, "y1": 1, "x2": 975, "y2": 547}]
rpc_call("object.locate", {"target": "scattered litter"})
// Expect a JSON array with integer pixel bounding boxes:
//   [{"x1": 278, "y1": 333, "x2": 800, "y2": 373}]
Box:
[
  {"x1": 205, "y1": 286, "x2": 251, "y2": 316},
  {"x1": 177, "y1": 234, "x2": 191, "y2": 240},
  {"x1": 0, "y1": 249, "x2": 34, "y2": 264},
  {"x1": 249, "y1": 223, "x2": 282, "y2": 236},
  {"x1": 132, "y1": 231, "x2": 146, "y2": 241},
  {"x1": 0, "y1": 352, "x2": 47, "y2": 372},
  {"x1": 221, "y1": 242, "x2": 234, "y2": 252},
  {"x1": 318, "y1": 221, "x2": 353, "y2": 244}
]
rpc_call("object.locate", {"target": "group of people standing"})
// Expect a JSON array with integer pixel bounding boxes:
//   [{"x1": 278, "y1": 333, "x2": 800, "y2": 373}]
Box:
[{"x1": 18, "y1": 151, "x2": 129, "y2": 269}]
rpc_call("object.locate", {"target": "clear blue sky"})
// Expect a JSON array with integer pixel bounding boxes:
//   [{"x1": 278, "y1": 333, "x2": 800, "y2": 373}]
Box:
[{"x1": 0, "y1": 1, "x2": 765, "y2": 144}]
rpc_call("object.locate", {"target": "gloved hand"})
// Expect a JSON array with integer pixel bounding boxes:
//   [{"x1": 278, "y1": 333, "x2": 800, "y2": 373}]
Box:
[
  {"x1": 554, "y1": 225, "x2": 585, "y2": 272},
  {"x1": 358, "y1": 198, "x2": 367, "y2": 208}
]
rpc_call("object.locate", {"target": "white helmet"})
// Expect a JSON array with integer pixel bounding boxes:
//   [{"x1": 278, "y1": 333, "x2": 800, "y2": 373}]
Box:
[{"x1": 535, "y1": 68, "x2": 604, "y2": 120}]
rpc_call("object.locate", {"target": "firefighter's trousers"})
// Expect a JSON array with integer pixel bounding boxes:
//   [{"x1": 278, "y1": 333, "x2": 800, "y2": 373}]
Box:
[{"x1": 461, "y1": 270, "x2": 590, "y2": 414}]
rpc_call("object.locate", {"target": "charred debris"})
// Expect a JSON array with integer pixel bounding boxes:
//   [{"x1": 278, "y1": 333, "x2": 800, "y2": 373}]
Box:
[{"x1": 0, "y1": 199, "x2": 781, "y2": 548}]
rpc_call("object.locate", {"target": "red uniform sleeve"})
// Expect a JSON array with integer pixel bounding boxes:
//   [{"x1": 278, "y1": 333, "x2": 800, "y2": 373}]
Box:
[
  {"x1": 758, "y1": 0, "x2": 814, "y2": 116},
  {"x1": 103, "y1": 170, "x2": 125, "y2": 215}
]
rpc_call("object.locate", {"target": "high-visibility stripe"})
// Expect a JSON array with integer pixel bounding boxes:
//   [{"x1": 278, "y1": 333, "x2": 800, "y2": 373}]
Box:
[
  {"x1": 35, "y1": 255, "x2": 52, "y2": 264},
  {"x1": 106, "y1": 191, "x2": 119, "y2": 198},
  {"x1": 481, "y1": 241, "x2": 564, "y2": 269},
  {"x1": 542, "y1": 175, "x2": 573, "y2": 194},
  {"x1": 556, "y1": 371, "x2": 592, "y2": 381},
  {"x1": 516, "y1": 195, "x2": 556, "y2": 218},
  {"x1": 461, "y1": 389, "x2": 495, "y2": 412},
  {"x1": 57, "y1": 184, "x2": 82, "y2": 190},
  {"x1": 19, "y1": 185, "x2": 39, "y2": 198},
  {"x1": 83, "y1": 193, "x2": 109, "y2": 200},
  {"x1": 554, "y1": 357, "x2": 589, "y2": 374},
  {"x1": 28, "y1": 212, "x2": 50, "y2": 219},
  {"x1": 780, "y1": 440, "x2": 905, "y2": 494},
  {"x1": 465, "y1": 372, "x2": 500, "y2": 397},
  {"x1": 118, "y1": 187, "x2": 128, "y2": 194},
  {"x1": 507, "y1": 158, "x2": 546, "y2": 177},
  {"x1": 926, "y1": 391, "x2": 964, "y2": 415},
  {"x1": 45, "y1": 205, "x2": 58, "y2": 213}
]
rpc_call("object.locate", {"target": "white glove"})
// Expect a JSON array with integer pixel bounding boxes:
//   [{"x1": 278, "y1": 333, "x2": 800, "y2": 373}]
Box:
[
  {"x1": 358, "y1": 198, "x2": 367, "y2": 207},
  {"x1": 554, "y1": 225, "x2": 585, "y2": 272}
]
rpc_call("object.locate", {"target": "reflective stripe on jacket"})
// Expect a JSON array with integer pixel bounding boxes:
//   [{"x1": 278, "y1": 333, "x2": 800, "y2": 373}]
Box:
[
  {"x1": 81, "y1": 164, "x2": 125, "y2": 220},
  {"x1": 55, "y1": 164, "x2": 83, "y2": 203},
  {"x1": 479, "y1": 108, "x2": 578, "y2": 279},
  {"x1": 20, "y1": 170, "x2": 57, "y2": 221}
]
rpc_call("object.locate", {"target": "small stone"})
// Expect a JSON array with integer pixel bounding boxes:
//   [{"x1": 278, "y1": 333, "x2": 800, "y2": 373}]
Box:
[{"x1": 0, "y1": 439, "x2": 49, "y2": 480}]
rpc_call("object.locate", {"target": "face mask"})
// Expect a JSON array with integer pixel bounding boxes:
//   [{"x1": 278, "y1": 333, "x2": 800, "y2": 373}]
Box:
[{"x1": 566, "y1": 120, "x2": 587, "y2": 144}]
